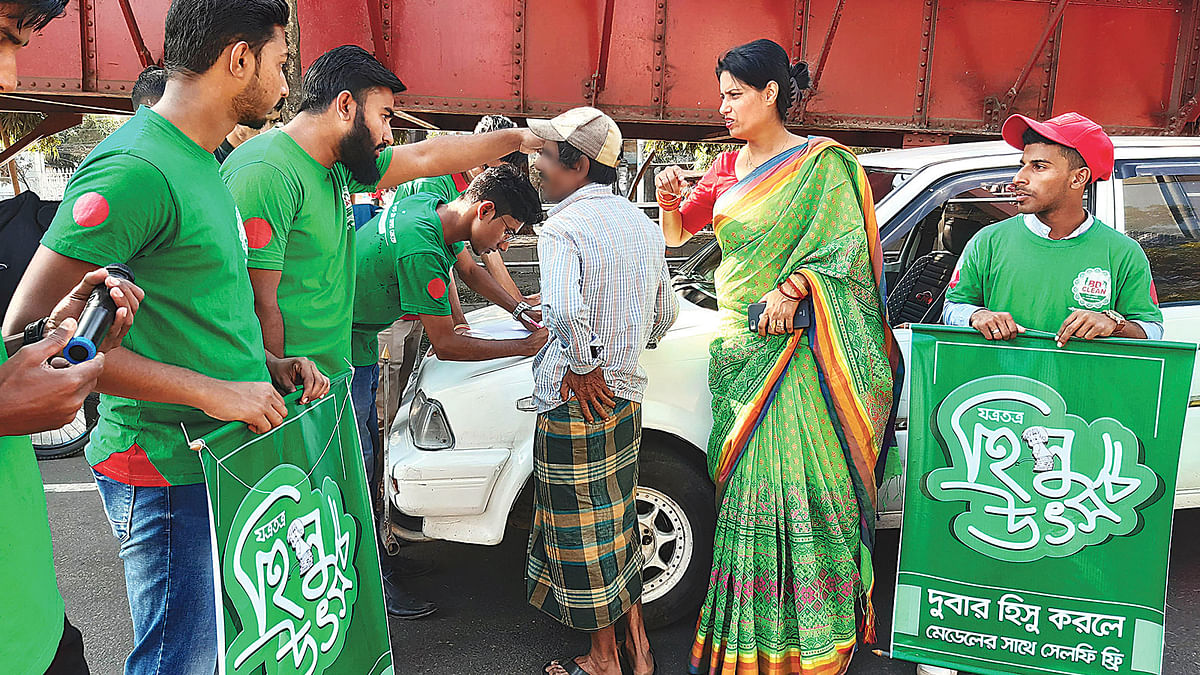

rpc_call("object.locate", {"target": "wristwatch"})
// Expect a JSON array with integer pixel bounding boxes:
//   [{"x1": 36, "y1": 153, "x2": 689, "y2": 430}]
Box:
[
  {"x1": 1102, "y1": 309, "x2": 1127, "y2": 336},
  {"x1": 512, "y1": 301, "x2": 532, "y2": 322}
]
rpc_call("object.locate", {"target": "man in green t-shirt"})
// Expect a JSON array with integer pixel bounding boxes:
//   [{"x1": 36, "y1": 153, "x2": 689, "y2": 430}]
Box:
[
  {"x1": 394, "y1": 115, "x2": 541, "y2": 322},
  {"x1": 376, "y1": 115, "x2": 544, "y2": 429},
  {"x1": 352, "y1": 166, "x2": 546, "y2": 617},
  {"x1": 944, "y1": 112, "x2": 1163, "y2": 346},
  {"x1": 222, "y1": 46, "x2": 545, "y2": 381},
  {"x1": 222, "y1": 45, "x2": 545, "y2": 619},
  {"x1": 4, "y1": 2, "x2": 329, "y2": 673},
  {"x1": 351, "y1": 164, "x2": 547, "y2": 455}
]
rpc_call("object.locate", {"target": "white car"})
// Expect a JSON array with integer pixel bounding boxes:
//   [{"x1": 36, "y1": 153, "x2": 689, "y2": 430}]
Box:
[{"x1": 385, "y1": 137, "x2": 1200, "y2": 628}]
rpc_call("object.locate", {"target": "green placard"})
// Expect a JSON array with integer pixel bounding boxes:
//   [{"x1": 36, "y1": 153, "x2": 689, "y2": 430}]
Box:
[
  {"x1": 893, "y1": 326, "x2": 1195, "y2": 675},
  {"x1": 198, "y1": 374, "x2": 393, "y2": 675}
]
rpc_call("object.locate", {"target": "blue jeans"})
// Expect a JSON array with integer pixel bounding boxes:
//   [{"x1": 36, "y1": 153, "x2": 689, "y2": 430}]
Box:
[
  {"x1": 351, "y1": 363, "x2": 381, "y2": 488},
  {"x1": 93, "y1": 471, "x2": 216, "y2": 675}
]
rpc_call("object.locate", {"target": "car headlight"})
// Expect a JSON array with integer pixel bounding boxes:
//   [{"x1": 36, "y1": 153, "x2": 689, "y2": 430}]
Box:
[{"x1": 409, "y1": 390, "x2": 454, "y2": 450}]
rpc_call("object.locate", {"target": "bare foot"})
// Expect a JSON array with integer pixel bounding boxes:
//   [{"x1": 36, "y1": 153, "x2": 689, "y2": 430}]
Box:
[
  {"x1": 623, "y1": 634, "x2": 655, "y2": 675},
  {"x1": 545, "y1": 653, "x2": 622, "y2": 675}
]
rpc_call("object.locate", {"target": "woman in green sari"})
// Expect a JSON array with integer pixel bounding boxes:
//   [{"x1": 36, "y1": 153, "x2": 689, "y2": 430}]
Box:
[{"x1": 656, "y1": 39, "x2": 900, "y2": 675}]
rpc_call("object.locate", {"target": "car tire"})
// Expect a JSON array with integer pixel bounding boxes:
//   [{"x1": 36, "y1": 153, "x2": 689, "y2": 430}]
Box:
[
  {"x1": 637, "y1": 433, "x2": 715, "y2": 630},
  {"x1": 32, "y1": 393, "x2": 98, "y2": 461}
]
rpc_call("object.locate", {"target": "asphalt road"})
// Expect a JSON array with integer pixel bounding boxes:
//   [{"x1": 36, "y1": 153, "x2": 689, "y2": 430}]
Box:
[{"x1": 38, "y1": 453, "x2": 1200, "y2": 675}]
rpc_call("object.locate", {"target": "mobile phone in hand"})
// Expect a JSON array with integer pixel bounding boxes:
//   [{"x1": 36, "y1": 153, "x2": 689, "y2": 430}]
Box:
[{"x1": 747, "y1": 299, "x2": 812, "y2": 333}]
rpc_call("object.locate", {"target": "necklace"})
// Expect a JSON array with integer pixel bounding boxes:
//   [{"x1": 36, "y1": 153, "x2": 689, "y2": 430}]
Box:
[{"x1": 744, "y1": 136, "x2": 795, "y2": 171}]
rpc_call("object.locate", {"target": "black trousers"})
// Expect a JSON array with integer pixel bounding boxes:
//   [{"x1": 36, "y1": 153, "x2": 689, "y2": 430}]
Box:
[{"x1": 43, "y1": 616, "x2": 88, "y2": 675}]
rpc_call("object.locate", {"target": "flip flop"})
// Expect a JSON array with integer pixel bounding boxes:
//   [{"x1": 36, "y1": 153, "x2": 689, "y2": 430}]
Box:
[{"x1": 542, "y1": 657, "x2": 593, "y2": 675}]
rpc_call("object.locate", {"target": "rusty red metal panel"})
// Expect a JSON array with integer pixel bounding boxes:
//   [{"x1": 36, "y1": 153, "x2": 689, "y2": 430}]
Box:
[
  {"x1": 2, "y1": 0, "x2": 1195, "y2": 143},
  {"x1": 1053, "y1": 1, "x2": 1182, "y2": 132},
  {"x1": 94, "y1": 0, "x2": 167, "y2": 95},
  {"x1": 803, "y1": 0, "x2": 926, "y2": 122},
  {"x1": 925, "y1": 0, "x2": 1054, "y2": 128},
  {"x1": 389, "y1": 0, "x2": 519, "y2": 114},
  {"x1": 658, "y1": 0, "x2": 795, "y2": 125},
  {"x1": 296, "y1": 0, "x2": 374, "y2": 69}
]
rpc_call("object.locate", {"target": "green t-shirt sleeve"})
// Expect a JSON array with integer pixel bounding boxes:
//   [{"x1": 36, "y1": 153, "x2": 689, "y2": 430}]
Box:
[
  {"x1": 345, "y1": 146, "x2": 396, "y2": 194},
  {"x1": 1114, "y1": 244, "x2": 1164, "y2": 324},
  {"x1": 223, "y1": 162, "x2": 299, "y2": 271},
  {"x1": 42, "y1": 155, "x2": 171, "y2": 265},
  {"x1": 395, "y1": 253, "x2": 452, "y2": 316},
  {"x1": 945, "y1": 233, "x2": 988, "y2": 307}
]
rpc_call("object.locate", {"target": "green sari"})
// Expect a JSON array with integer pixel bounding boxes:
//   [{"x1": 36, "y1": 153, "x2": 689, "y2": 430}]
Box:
[{"x1": 689, "y1": 139, "x2": 899, "y2": 675}]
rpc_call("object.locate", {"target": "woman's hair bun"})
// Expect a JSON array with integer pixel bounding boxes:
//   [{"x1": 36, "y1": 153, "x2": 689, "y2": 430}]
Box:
[{"x1": 788, "y1": 61, "x2": 811, "y2": 109}]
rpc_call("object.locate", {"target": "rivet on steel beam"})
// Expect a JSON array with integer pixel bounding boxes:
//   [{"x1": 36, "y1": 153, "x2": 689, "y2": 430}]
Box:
[
  {"x1": 514, "y1": 90, "x2": 520, "y2": 96},
  {"x1": 383, "y1": 34, "x2": 389, "y2": 40},
  {"x1": 472, "y1": 103, "x2": 478, "y2": 108},
  {"x1": 515, "y1": 74, "x2": 521, "y2": 80},
  {"x1": 516, "y1": 26, "x2": 522, "y2": 32},
  {"x1": 655, "y1": 66, "x2": 661, "y2": 71}
]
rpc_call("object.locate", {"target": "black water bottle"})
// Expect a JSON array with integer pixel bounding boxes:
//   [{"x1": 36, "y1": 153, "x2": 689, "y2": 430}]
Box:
[{"x1": 63, "y1": 263, "x2": 135, "y2": 364}]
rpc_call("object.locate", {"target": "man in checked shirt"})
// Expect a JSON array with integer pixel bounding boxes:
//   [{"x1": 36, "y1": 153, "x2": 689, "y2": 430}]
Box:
[{"x1": 525, "y1": 107, "x2": 677, "y2": 675}]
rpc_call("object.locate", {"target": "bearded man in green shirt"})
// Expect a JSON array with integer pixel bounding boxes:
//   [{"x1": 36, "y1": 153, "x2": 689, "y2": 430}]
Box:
[
  {"x1": 222, "y1": 46, "x2": 545, "y2": 380},
  {"x1": 222, "y1": 45, "x2": 545, "y2": 619},
  {"x1": 943, "y1": 112, "x2": 1163, "y2": 346}
]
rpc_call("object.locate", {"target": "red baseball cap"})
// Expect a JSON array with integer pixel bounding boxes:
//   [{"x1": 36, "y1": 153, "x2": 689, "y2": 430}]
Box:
[{"x1": 1001, "y1": 112, "x2": 1114, "y2": 182}]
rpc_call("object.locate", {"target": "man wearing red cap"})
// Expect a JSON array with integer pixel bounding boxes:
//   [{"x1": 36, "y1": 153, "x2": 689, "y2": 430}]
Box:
[{"x1": 943, "y1": 112, "x2": 1162, "y2": 346}]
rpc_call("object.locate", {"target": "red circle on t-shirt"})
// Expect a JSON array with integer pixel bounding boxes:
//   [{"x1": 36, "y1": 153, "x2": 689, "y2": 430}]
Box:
[
  {"x1": 243, "y1": 217, "x2": 273, "y2": 249},
  {"x1": 427, "y1": 278, "x2": 447, "y2": 299},
  {"x1": 73, "y1": 192, "x2": 109, "y2": 228}
]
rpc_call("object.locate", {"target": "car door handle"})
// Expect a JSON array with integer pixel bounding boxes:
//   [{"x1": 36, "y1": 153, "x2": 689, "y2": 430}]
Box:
[{"x1": 516, "y1": 396, "x2": 537, "y2": 412}]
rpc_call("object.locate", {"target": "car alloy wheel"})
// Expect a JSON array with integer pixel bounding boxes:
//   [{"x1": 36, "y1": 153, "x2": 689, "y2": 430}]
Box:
[{"x1": 637, "y1": 485, "x2": 694, "y2": 604}]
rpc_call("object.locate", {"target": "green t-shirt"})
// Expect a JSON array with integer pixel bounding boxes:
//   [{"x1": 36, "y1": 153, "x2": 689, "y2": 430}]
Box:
[
  {"x1": 221, "y1": 130, "x2": 393, "y2": 377},
  {"x1": 42, "y1": 107, "x2": 271, "y2": 486},
  {"x1": 394, "y1": 173, "x2": 467, "y2": 255},
  {"x1": 350, "y1": 194, "x2": 457, "y2": 366},
  {"x1": 0, "y1": 352, "x2": 65, "y2": 674},
  {"x1": 946, "y1": 215, "x2": 1164, "y2": 333}
]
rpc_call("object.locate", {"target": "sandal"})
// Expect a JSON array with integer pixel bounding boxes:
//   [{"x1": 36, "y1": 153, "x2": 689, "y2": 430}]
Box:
[{"x1": 542, "y1": 657, "x2": 593, "y2": 675}]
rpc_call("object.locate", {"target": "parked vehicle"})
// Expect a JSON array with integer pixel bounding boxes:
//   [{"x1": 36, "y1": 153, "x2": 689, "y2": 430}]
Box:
[{"x1": 385, "y1": 137, "x2": 1200, "y2": 627}]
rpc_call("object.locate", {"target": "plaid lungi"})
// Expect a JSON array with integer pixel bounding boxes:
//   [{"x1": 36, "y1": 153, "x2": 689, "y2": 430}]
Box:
[{"x1": 526, "y1": 398, "x2": 644, "y2": 630}]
